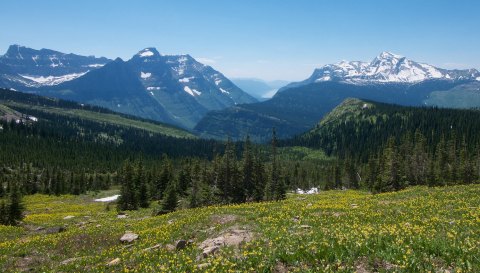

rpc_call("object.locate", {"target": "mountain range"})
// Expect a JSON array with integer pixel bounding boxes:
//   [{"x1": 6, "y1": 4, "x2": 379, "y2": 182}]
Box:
[
  {"x1": 0, "y1": 45, "x2": 256, "y2": 129},
  {"x1": 2, "y1": 47, "x2": 480, "y2": 140},
  {"x1": 195, "y1": 52, "x2": 480, "y2": 141}
]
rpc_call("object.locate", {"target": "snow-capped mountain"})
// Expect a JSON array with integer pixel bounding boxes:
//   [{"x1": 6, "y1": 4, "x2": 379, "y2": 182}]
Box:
[
  {"x1": 0, "y1": 45, "x2": 111, "y2": 88},
  {"x1": 1, "y1": 46, "x2": 257, "y2": 129},
  {"x1": 281, "y1": 52, "x2": 480, "y2": 91},
  {"x1": 129, "y1": 48, "x2": 255, "y2": 114}
]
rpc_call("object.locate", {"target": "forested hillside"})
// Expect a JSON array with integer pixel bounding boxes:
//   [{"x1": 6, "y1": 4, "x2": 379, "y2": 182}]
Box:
[
  {"x1": 283, "y1": 98, "x2": 480, "y2": 192},
  {"x1": 0, "y1": 90, "x2": 311, "y2": 225}
]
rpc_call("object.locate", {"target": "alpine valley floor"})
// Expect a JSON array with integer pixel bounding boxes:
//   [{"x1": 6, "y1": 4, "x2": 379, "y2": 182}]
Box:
[{"x1": 1, "y1": 185, "x2": 479, "y2": 272}]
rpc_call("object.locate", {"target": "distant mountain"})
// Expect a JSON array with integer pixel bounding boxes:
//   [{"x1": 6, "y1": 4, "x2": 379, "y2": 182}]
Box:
[
  {"x1": 231, "y1": 78, "x2": 289, "y2": 100},
  {"x1": 0, "y1": 45, "x2": 256, "y2": 129},
  {"x1": 0, "y1": 45, "x2": 111, "y2": 89},
  {"x1": 279, "y1": 51, "x2": 480, "y2": 91},
  {"x1": 195, "y1": 52, "x2": 480, "y2": 142}
]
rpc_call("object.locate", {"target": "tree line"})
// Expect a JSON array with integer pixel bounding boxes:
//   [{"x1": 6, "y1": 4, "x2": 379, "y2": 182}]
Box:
[{"x1": 116, "y1": 132, "x2": 287, "y2": 214}]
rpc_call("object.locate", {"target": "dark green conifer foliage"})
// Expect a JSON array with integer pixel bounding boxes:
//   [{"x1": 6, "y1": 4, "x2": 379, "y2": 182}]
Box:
[
  {"x1": 159, "y1": 180, "x2": 178, "y2": 214},
  {"x1": 117, "y1": 161, "x2": 138, "y2": 211},
  {"x1": 218, "y1": 138, "x2": 237, "y2": 203},
  {"x1": 252, "y1": 152, "x2": 266, "y2": 202},
  {"x1": 136, "y1": 161, "x2": 150, "y2": 208},
  {"x1": 7, "y1": 182, "x2": 24, "y2": 226},
  {"x1": 188, "y1": 162, "x2": 201, "y2": 208},
  {"x1": 0, "y1": 201, "x2": 7, "y2": 224},
  {"x1": 241, "y1": 136, "x2": 254, "y2": 202}
]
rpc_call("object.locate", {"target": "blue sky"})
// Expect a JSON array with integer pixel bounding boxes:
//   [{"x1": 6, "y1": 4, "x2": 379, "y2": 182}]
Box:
[{"x1": 1, "y1": 0, "x2": 479, "y2": 81}]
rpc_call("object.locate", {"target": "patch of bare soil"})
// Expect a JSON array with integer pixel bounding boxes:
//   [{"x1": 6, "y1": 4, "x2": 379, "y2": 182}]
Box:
[{"x1": 210, "y1": 214, "x2": 238, "y2": 225}]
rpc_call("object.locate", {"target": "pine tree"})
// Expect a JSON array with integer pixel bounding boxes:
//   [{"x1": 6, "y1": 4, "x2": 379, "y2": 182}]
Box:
[
  {"x1": 435, "y1": 136, "x2": 448, "y2": 186},
  {"x1": 411, "y1": 130, "x2": 428, "y2": 185},
  {"x1": 177, "y1": 166, "x2": 190, "y2": 196},
  {"x1": 54, "y1": 171, "x2": 62, "y2": 196},
  {"x1": 135, "y1": 161, "x2": 150, "y2": 208},
  {"x1": 266, "y1": 128, "x2": 284, "y2": 201},
  {"x1": 460, "y1": 139, "x2": 475, "y2": 184},
  {"x1": 0, "y1": 200, "x2": 7, "y2": 225},
  {"x1": 155, "y1": 155, "x2": 172, "y2": 200},
  {"x1": 334, "y1": 163, "x2": 342, "y2": 189},
  {"x1": 188, "y1": 162, "x2": 201, "y2": 208},
  {"x1": 71, "y1": 172, "x2": 80, "y2": 195},
  {"x1": 447, "y1": 137, "x2": 458, "y2": 184},
  {"x1": 42, "y1": 169, "x2": 51, "y2": 194},
  {"x1": 218, "y1": 138, "x2": 236, "y2": 203},
  {"x1": 379, "y1": 137, "x2": 402, "y2": 192},
  {"x1": 241, "y1": 136, "x2": 254, "y2": 202},
  {"x1": 117, "y1": 161, "x2": 138, "y2": 211},
  {"x1": 345, "y1": 157, "x2": 359, "y2": 189},
  {"x1": 365, "y1": 155, "x2": 378, "y2": 192},
  {"x1": 7, "y1": 182, "x2": 24, "y2": 226},
  {"x1": 79, "y1": 171, "x2": 86, "y2": 194},
  {"x1": 427, "y1": 156, "x2": 437, "y2": 187},
  {"x1": 159, "y1": 180, "x2": 178, "y2": 214},
  {"x1": 274, "y1": 169, "x2": 286, "y2": 201},
  {"x1": 0, "y1": 181, "x2": 4, "y2": 198},
  {"x1": 252, "y1": 152, "x2": 266, "y2": 202}
]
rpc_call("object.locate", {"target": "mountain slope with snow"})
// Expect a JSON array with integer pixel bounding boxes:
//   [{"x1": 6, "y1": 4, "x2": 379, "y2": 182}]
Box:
[
  {"x1": 3, "y1": 46, "x2": 257, "y2": 129},
  {"x1": 0, "y1": 45, "x2": 111, "y2": 89},
  {"x1": 280, "y1": 52, "x2": 480, "y2": 92}
]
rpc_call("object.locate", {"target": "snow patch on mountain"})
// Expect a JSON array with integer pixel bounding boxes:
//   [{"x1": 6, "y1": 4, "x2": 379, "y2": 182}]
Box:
[
  {"x1": 140, "y1": 72, "x2": 151, "y2": 79},
  {"x1": 139, "y1": 49, "x2": 154, "y2": 57},
  {"x1": 87, "y1": 64, "x2": 105, "y2": 68},
  {"x1": 184, "y1": 86, "x2": 201, "y2": 96},
  {"x1": 49, "y1": 56, "x2": 64, "y2": 68},
  {"x1": 20, "y1": 72, "x2": 88, "y2": 86},
  {"x1": 315, "y1": 75, "x2": 331, "y2": 82},
  {"x1": 179, "y1": 77, "x2": 193, "y2": 83}
]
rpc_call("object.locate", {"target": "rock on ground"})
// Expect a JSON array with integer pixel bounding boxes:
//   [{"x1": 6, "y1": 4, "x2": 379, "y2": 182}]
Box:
[
  {"x1": 107, "y1": 258, "x2": 121, "y2": 266},
  {"x1": 120, "y1": 232, "x2": 138, "y2": 243},
  {"x1": 199, "y1": 228, "x2": 254, "y2": 258}
]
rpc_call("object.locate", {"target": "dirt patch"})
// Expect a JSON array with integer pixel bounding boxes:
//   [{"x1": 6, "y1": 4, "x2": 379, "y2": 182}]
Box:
[
  {"x1": 355, "y1": 257, "x2": 398, "y2": 272},
  {"x1": 273, "y1": 261, "x2": 288, "y2": 273},
  {"x1": 378, "y1": 200, "x2": 393, "y2": 206},
  {"x1": 354, "y1": 257, "x2": 371, "y2": 273},
  {"x1": 210, "y1": 214, "x2": 238, "y2": 225},
  {"x1": 15, "y1": 253, "x2": 49, "y2": 272}
]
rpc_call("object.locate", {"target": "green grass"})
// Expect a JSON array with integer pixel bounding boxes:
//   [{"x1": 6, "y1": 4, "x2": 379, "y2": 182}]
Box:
[
  {"x1": 4, "y1": 102, "x2": 195, "y2": 138},
  {"x1": 278, "y1": 146, "x2": 335, "y2": 162},
  {"x1": 319, "y1": 98, "x2": 375, "y2": 126},
  {"x1": 1, "y1": 185, "x2": 479, "y2": 272}
]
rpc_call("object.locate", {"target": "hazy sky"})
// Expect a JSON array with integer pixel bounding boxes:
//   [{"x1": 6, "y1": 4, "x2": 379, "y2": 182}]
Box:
[{"x1": 1, "y1": 0, "x2": 479, "y2": 81}]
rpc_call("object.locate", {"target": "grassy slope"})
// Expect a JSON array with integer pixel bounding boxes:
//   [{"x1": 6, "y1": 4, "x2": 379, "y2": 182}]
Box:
[
  {"x1": 1, "y1": 185, "x2": 479, "y2": 272},
  {"x1": 277, "y1": 146, "x2": 334, "y2": 162},
  {"x1": 3, "y1": 102, "x2": 195, "y2": 138}
]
